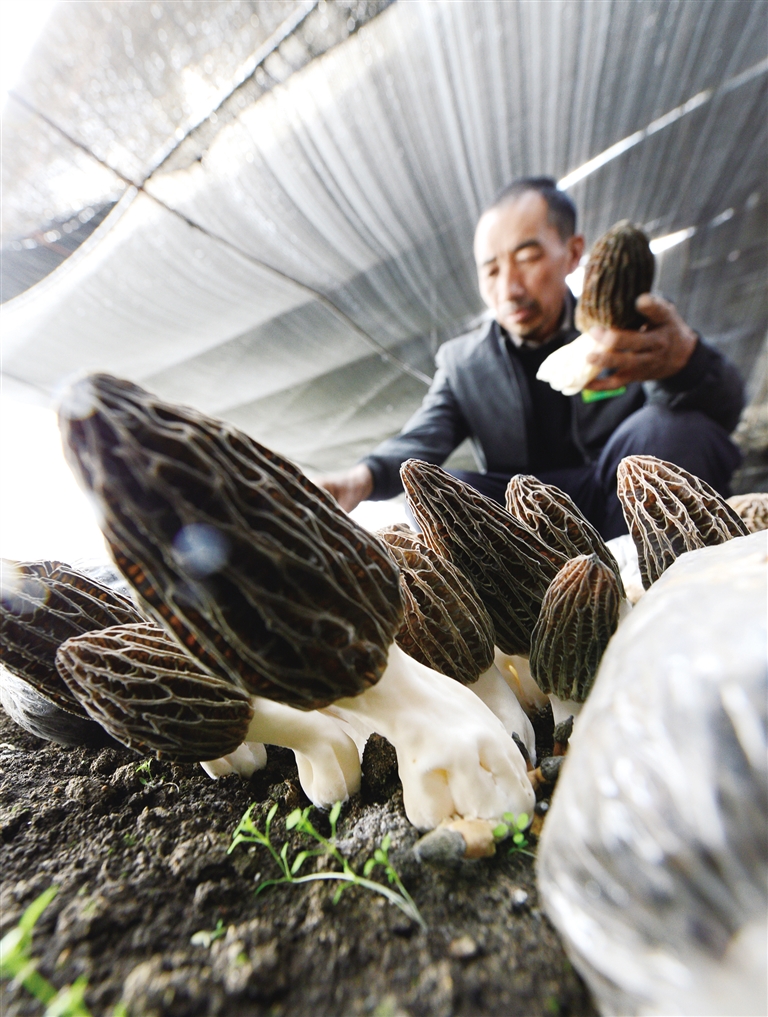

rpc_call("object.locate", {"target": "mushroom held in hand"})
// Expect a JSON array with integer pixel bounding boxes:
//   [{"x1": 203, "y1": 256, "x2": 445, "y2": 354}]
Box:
[
  {"x1": 59, "y1": 374, "x2": 534, "y2": 830},
  {"x1": 55, "y1": 622, "x2": 360, "y2": 807},
  {"x1": 378, "y1": 530, "x2": 536, "y2": 762},
  {"x1": 0, "y1": 559, "x2": 142, "y2": 746},
  {"x1": 617, "y1": 455, "x2": 748, "y2": 589},
  {"x1": 537, "y1": 221, "x2": 655, "y2": 395},
  {"x1": 727, "y1": 492, "x2": 768, "y2": 533}
]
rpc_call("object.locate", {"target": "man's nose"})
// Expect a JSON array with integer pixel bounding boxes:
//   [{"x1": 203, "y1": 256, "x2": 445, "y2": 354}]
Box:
[{"x1": 499, "y1": 257, "x2": 526, "y2": 298}]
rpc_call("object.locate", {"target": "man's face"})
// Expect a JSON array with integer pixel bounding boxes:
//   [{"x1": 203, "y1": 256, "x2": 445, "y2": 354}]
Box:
[{"x1": 474, "y1": 191, "x2": 584, "y2": 344}]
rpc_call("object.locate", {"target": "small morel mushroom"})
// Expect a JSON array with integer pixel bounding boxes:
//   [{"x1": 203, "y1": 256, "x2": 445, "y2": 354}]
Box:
[
  {"x1": 537, "y1": 221, "x2": 655, "y2": 395},
  {"x1": 378, "y1": 531, "x2": 536, "y2": 762},
  {"x1": 59, "y1": 374, "x2": 534, "y2": 830},
  {"x1": 617, "y1": 456, "x2": 748, "y2": 588},
  {"x1": 529, "y1": 554, "x2": 622, "y2": 724},
  {"x1": 505, "y1": 474, "x2": 625, "y2": 596},
  {"x1": 727, "y1": 493, "x2": 768, "y2": 534},
  {"x1": 0, "y1": 559, "x2": 143, "y2": 744},
  {"x1": 55, "y1": 621, "x2": 362, "y2": 807},
  {"x1": 400, "y1": 460, "x2": 568, "y2": 656}
]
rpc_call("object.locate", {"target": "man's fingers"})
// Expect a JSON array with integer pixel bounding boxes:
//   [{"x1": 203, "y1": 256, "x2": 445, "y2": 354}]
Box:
[
  {"x1": 588, "y1": 332, "x2": 664, "y2": 363},
  {"x1": 634, "y1": 291, "x2": 674, "y2": 324},
  {"x1": 586, "y1": 350, "x2": 661, "y2": 389}
]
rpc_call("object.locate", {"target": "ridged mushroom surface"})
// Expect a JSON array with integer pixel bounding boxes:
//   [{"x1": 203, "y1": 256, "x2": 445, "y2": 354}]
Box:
[
  {"x1": 0, "y1": 559, "x2": 143, "y2": 717},
  {"x1": 59, "y1": 375, "x2": 403, "y2": 710},
  {"x1": 505, "y1": 475, "x2": 624, "y2": 597},
  {"x1": 727, "y1": 493, "x2": 768, "y2": 533},
  {"x1": 378, "y1": 534, "x2": 495, "y2": 685},
  {"x1": 401, "y1": 460, "x2": 568, "y2": 656},
  {"x1": 617, "y1": 456, "x2": 748, "y2": 589},
  {"x1": 56, "y1": 622, "x2": 254, "y2": 762},
  {"x1": 529, "y1": 554, "x2": 621, "y2": 703},
  {"x1": 575, "y1": 220, "x2": 655, "y2": 333}
]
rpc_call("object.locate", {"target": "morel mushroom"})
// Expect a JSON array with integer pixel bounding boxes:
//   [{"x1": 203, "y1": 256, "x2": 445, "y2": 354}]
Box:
[
  {"x1": 505, "y1": 474, "x2": 625, "y2": 596},
  {"x1": 727, "y1": 492, "x2": 768, "y2": 534},
  {"x1": 529, "y1": 555, "x2": 622, "y2": 724},
  {"x1": 59, "y1": 374, "x2": 534, "y2": 830},
  {"x1": 56, "y1": 621, "x2": 360, "y2": 807},
  {"x1": 401, "y1": 460, "x2": 568, "y2": 657},
  {"x1": 0, "y1": 558, "x2": 143, "y2": 745},
  {"x1": 378, "y1": 530, "x2": 536, "y2": 762},
  {"x1": 537, "y1": 221, "x2": 655, "y2": 395},
  {"x1": 617, "y1": 455, "x2": 748, "y2": 588}
]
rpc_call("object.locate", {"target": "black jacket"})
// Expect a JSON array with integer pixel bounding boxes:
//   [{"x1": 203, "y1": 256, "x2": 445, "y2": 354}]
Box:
[{"x1": 362, "y1": 313, "x2": 745, "y2": 500}]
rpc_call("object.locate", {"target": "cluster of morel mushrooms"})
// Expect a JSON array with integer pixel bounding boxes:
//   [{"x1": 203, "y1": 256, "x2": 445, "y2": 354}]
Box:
[{"x1": 1, "y1": 223, "x2": 766, "y2": 853}]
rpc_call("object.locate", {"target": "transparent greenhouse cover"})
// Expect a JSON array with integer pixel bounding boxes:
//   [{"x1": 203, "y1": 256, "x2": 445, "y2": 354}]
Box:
[{"x1": 1, "y1": 0, "x2": 766, "y2": 475}]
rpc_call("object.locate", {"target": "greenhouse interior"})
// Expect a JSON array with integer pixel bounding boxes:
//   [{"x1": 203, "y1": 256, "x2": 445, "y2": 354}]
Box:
[{"x1": 1, "y1": 2, "x2": 766, "y2": 1016}]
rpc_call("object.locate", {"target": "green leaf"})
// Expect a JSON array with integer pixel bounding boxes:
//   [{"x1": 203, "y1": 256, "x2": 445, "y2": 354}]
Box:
[
  {"x1": 492, "y1": 823, "x2": 509, "y2": 839},
  {"x1": 329, "y1": 801, "x2": 342, "y2": 827},
  {"x1": 363, "y1": 859, "x2": 376, "y2": 877},
  {"x1": 380, "y1": 833, "x2": 391, "y2": 852},
  {"x1": 266, "y1": 802, "x2": 278, "y2": 824},
  {"x1": 291, "y1": 851, "x2": 309, "y2": 875},
  {"x1": 285, "y1": 808, "x2": 303, "y2": 831},
  {"x1": 516, "y1": 813, "x2": 529, "y2": 830},
  {"x1": 513, "y1": 832, "x2": 524, "y2": 845},
  {"x1": 20, "y1": 886, "x2": 58, "y2": 934},
  {"x1": 502, "y1": 812, "x2": 515, "y2": 823},
  {"x1": 332, "y1": 885, "x2": 345, "y2": 905}
]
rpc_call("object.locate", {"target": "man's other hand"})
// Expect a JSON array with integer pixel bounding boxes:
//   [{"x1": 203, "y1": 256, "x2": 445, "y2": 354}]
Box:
[
  {"x1": 316, "y1": 463, "x2": 374, "y2": 513},
  {"x1": 586, "y1": 294, "x2": 698, "y2": 390}
]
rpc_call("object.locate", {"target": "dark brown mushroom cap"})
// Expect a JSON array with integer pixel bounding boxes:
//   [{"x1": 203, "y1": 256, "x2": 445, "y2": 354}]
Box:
[
  {"x1": 56, "y1": 622, "x2": 254, "y2": 762},
  {"x1": 529, "y1": 554, "x2": 621, "y2": 702},
  {"x1": 381, "y1": 538, "x2": 495, "y2": 684},
  {"x1": 401, "y1": 460, "x2": 569, "y2": 656},
  {"x1": 727, "y1": 493, "x2": 768, "y2": 534},
  {"x1": 0, "y1": 559, "x2": 144, "y2": 718},
  {"x1": 505, "y1": 474, "x2": 625, "y2": 598},
  {"x1": 617, "y1": 455, "x2": 748, "y2": 589},
  {"x1": 58, "y1": 374, "x2": 403, "y2": 710},
  {"x1": 575, "y1": 221, "x2": 655, "y2": 333}
]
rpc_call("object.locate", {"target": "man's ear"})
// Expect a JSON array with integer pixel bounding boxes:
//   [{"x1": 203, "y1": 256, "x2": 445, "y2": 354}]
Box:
[{"x1": 566, "y1": 234, "x2": 585, "y2": 273}]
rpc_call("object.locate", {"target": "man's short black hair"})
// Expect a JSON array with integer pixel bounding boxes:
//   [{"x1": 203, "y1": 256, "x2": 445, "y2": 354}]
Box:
[{"x1": 483, "y1": 176, "x2": 577, "y2": 240}]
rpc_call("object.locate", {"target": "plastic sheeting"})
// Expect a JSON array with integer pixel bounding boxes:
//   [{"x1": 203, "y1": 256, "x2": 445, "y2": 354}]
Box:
[
  {"x1": 2, "y1": 0, "x2": 767, "y2": 474},
  {"x1": 537, "y1": 532, "x2": 768, "y2": 1016}
]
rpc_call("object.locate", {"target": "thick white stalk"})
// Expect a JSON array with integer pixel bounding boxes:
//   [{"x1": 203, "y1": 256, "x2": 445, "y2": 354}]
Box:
[
  {"x1": 329, "y1": 643, "x2": 535, "y2": 831},
  {"x1": 471, "y1": 664, "x2": 537, "y2": 766},
  {"x1": 548, "y1": 695, "x2": 582, "y2": 727},
  {"x1": 494, "y1": 648, "x2": 549, "y2": 714},
  {"x1": 201, "y1": 741, "x2": 267, "y2": 779},
  {"x1": 202, "y1": 697, "x2": 361, "y2": 809}
]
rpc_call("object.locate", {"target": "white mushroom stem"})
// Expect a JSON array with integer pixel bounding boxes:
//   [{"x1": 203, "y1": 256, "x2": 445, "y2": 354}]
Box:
[
  {"x1": 201, "y1": 741, "x2": 267, "y2": 779},
  {"x1": 494, "y1": 648, "x2": 550, "y2": 714},
  {"x1": 202, "y1": 697, "x2": 361, "y2": 809},
  {"x1": 470, "y1": 664, "x2": 537, "y2": 765},
  {"x1": 548, "y1": 696, "x2": 582, "y2": 726},
  {"x1": 536, "y1": 331, "x2": 602, "y2": 395},
  {"x1": 326, "y1": 642, "x2": 535, "y2": 831}
]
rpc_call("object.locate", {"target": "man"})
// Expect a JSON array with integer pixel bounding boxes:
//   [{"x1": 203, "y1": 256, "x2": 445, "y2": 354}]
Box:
[{"x1": 319, "y1": 177, "x2": 744, "y2": 538}]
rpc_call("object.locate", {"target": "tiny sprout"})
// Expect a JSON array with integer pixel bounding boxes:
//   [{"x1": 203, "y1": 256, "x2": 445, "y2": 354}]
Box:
[
  {"x1": 190, "y1": 918, "x2": 227, "y2": 948},
  {"x1": 492, "y1": 812, "x2": 535, "y2": 858}
]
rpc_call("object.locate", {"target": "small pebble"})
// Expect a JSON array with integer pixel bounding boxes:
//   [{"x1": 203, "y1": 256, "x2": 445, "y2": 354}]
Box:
[
  {"x1": 511, "y1": 887, "x2": 529, "y2": 909},
  {"x1": 413, "y1": 828, "x2": 466, "y2": 865},
  {"x1": 448, "y1": 935, "x2": 478, "y2": 959}
]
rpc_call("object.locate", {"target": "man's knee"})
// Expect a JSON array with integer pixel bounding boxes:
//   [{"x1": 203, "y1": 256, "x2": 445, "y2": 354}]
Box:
[{"x1": 597, "y1": 405, "x2": 742, "y2": 496}]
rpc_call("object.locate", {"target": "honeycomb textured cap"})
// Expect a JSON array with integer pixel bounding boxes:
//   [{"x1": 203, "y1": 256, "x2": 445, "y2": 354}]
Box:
[
  {"x1": 56, "y1": 622, "x2": 254, "y2": 761},
  {"x1": 401, "y1": 460, "x2": 568, "y2": 656},
  {"x1": 727, "y1": 493, "x2": 768, "y2": 533},
  {"x1": 0, "y1": 559, "x2": 144, "y2": 717},
  {"x1": 617, "y1": 456, "x2": 748, "y2": 589},
  {"x1": 379, "y1": 535, "x2": 495, "y2": 683},
  {"x1": 505, "y1": 474, "x2": 625, "y2": 598},
  {"x1": 529, "y1": 554, "x2": 621, "y2": 702},
  {"x1": 575, "y1": 220, "x2": 655, "y2": 333},
  {"x1": 58, "y1": 374, "x2": 403, "y2": 710}
]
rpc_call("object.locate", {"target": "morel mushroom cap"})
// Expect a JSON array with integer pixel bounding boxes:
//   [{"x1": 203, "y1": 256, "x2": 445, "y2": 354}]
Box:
[
  {"x1": 617, "y1": 456, "x2": 748, "y2": 589},
  {"x1": 529, "y1": 554, "x2": 621, "y2": 703},
  {"x1": 56, "y1": 622, "x2": 255, "y2": 762},
  {"x1": 575, "y1": 220, "x2": 655, "y2": 333},
  {"x1": 400, "y1": 460, "x2": 568, "y2": 656},
  {"x1": 58, "y1": 374, "x2": 403, "y2": 710},
  {"x1": 505, "y1": 474, "x2": 625, "y2": 597},
  {"x1": 377, "y1": 531, "x2": 495, "y2": 684},
  {"x1": 0, "y1": 558, "x2": 143, "y2": 719},
  {"x1": 727, "y1": 493, "x2": 768, "y2": 534}
]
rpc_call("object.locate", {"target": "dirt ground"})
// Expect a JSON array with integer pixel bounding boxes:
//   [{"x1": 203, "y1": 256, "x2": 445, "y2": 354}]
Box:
[{"x1": 0, "y1": 706, "x2": 598, "y2": 1017}]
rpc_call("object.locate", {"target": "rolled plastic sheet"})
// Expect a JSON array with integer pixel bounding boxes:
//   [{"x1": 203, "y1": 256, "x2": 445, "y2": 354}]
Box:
[{"x1": 537, "y1": 531, "x2": 768, "y2": 1016}]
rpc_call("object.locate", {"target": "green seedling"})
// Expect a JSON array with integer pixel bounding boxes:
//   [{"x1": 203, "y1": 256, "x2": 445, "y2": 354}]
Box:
[
  {"x1": 190, "y1": 918, "x2": 227, "y2": 948},
  {"x1": 229, "y1": 801, "x2": 426, "y2": 930},
  {"x1": 0, "y1": 886, "x2": 92, "y2": 1016},
  {"x1": 492, "y1": 812, "x2": 535, "y2": 858},
  {"x1": 134, "y1": 759, "x2": 153, "y2": 785}
]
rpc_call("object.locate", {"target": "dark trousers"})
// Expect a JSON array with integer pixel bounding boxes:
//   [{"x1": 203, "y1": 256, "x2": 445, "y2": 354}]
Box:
[{"x1": 441, "y1": 407, "x2": 742, "y2": 540}]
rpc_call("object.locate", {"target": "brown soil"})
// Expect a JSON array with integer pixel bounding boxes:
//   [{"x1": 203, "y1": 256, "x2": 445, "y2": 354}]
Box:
[{"x1": 0, "y1": 708, "x2": 598, "y2": 1017}]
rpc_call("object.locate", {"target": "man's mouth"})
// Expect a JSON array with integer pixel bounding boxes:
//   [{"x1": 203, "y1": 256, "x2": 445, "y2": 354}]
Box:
[{"x1": 501, "y1": 301, "x2": 538, "y2": 323}]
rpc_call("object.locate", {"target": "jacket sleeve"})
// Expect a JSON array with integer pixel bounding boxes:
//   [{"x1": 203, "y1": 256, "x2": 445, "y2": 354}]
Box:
[
  {"x1": 643, "y1": 337, "x2": 745, "y2": 433},
  {"x1": 360, "y1": 364, "x2": 470, "y2": 500}
]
